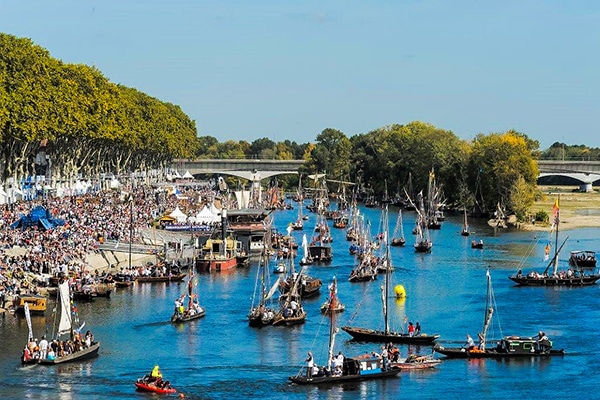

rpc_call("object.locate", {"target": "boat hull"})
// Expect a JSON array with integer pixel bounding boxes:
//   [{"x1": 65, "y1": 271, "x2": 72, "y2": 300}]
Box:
[
  {"x1": 196, "y1": 257, "x2": 237, "y2": 272},
  {"x1": 38, "y1": 342, "x2": 100, "y2": 365},
  {"x1": 134, "y1": 381, "x2": 177, "y2": 394},
  {"x1": 509, "y1": 275, "x2": 600, "y2": 286},
  {"x1": 136, "y1": 273, "x2": 187, "y2": 283},
  {"x1": 289, "y1": 368, "x2": 400, "y2": 384},
  {"x1": 434, "y1": 345, "x2": 565, "y2": 359},
  {"x1": 341, "y1": 326, "x2": 439, "y2": 345},
  {"x1": 171, "y1": 310, "x2": 205, "y2": 323}
]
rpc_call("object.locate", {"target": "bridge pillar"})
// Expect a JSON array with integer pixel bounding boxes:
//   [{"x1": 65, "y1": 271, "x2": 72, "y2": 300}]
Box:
[{"x1": 580, "y1": 182, "x2": 593, "y2": 192}]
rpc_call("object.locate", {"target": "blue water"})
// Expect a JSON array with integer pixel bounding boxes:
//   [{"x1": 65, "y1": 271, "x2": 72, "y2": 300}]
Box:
[{"x1": 2, "y1": 205, "x2": 600, "y2": 400}]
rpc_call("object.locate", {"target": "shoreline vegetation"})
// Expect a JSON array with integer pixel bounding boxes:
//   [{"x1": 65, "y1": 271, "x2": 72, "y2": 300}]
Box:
[{"x1": 520, "y1": 186, "x2": 600, "y2": 231}]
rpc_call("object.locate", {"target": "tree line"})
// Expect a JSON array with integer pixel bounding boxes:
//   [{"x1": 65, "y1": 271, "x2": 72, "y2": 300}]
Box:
[{"x1": 2, "y1": 33, "x2": 598, "y2": 220}]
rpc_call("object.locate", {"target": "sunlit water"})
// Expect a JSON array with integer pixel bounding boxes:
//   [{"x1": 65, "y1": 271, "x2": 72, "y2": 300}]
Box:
[{"x1": 1, "y1": 205, "x2": 600, "y2": 399}]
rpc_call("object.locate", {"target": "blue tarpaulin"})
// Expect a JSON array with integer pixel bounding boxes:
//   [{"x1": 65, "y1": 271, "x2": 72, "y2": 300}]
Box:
[{"x1": 10, "y1": 206, "x2": 65, "y2": 230}]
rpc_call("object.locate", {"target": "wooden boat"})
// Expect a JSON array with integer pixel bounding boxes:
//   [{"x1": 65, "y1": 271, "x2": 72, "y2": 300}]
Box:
[
  {"x1": 568, "y1": 250, "x2": 597, "y2": 269},
  {"x1": 171, "y1": 269, "x2": 205, "y2": 323},
  {"x1": 348, "y1": 254, "x2": 378, "y2": 282},
  {"x1": 390, "y1": 208, "x2": 406, "y2": 247},
  {"x1": 291, "y1": 176, "x2": 305, "y2": 230},
  {"x1": 426, "y1": 169, "x2": 443, "y2": 230},
  {"x1": 14, "y1": 294, "x2": 47, "y2": 315},
  {"x1": 196, "y1": 237, "x2": 242, "y2": 272},
  {"x1": 391, "y1": 353, "x2": 442, "y2": 370},
  {"x1": 509, "y1": 197, "x2": 600, "y2": 287},
  {"x1": 343, "y1": 200, "x2": 439, "y2": 345},
  {"x1": 435, "y1": 269, "x2": 565, "y2": 359},
  {"x1": 136, "y1": 272, "x2": 187, "y2": 283},
  {"x1": 134, "y1": 377, "x2": 177, "y2": 394},
  {"x1": 288, "y1": 286, "x2": 400, "y2": 385},
  {"x1": 407, "y1": 189, "x2": 432, "y2": 253},
  {"x1": 248, "y1": 246, "x2": 277, "y2": 327},
  {"x1": 320, "y1": 277, "x2": 345, "y2": 314},
  {"x1": 273, "y1": 260, "x2": 307, "y2": 326},
  {"x1": 38, "y1": 279, "x2": 100, "y2": 365}
]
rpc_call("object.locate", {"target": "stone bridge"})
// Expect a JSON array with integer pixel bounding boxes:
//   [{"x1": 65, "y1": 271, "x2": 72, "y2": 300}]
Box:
[{"x1": 537, "y1": 160, "x2": 600, "y2": 191}]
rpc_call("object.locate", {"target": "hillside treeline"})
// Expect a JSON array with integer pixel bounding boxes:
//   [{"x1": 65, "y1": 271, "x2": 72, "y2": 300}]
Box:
[
  {"x1": 2, "y1": 33, "x2": 598, "y2": 220},
  {"x1": 0, "y1": 33, "x2": 198, "y2": 183}
]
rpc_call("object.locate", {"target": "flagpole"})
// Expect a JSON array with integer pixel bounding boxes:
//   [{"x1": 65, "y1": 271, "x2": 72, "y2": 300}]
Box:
[{"x1": 553, "y1": 195, "x2": 560, "y2": 275}]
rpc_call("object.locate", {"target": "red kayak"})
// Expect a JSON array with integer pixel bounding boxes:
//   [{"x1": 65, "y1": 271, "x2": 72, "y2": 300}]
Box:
[{"x1": 134, "y1": 380, "x2": 177, "y2": 394}]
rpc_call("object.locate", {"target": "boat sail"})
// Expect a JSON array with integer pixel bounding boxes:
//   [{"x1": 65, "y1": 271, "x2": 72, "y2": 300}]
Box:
[
  {"x1": 509, "y1": 197, "x2": 600, "y2": 286},
  {"x1": 342, "y1": 199, "x2": 439, "y2": 345},
  {"x1": 435, "y1": 269, "x2": 565, "y2": 358},
  {"x1": 38, "y1": 279, "x2": 100, "y2": 365},
  {"x1": 407, "y1": 189, "x2": 432, "y2": 253},
  {"x1": 273, "y1": 258, "x2": 307, "y2": 326},
  {"x1": 426, "y1": 169, "x2": 443, "y2": 230},
  {"x1": 390, "y1": 208, "x2": 406, "y2": 247},
  {"x1": 461, "y1": 208, "x2": 470, "y2": 236},
  {"x1": 248, "y1": 245, "x2": 278, "y2": 327}
]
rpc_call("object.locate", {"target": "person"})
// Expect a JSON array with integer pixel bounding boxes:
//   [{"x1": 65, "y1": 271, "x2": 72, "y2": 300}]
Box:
[
  {"x1": 408, "y1": 322, "x2": 415, "y2": 336},
  {"x1": 536, "y1": 331, "x2": 550, "y2": 351},
  {"x1": 381, "y1": 346, "x2": 389, "y2": 370},
  {"x1": 332, "y1": 351, "x2": 344, "y2": 376},
  {"x1": 305, "y1": 351, "x2": 314, "y2": 379},
  {"x1": 150, "y1": 364, "x2": 162, "y2": 383},
  {"x1": 290, "y1": 299, "x2": 299, "y2": 317},
  {"x1": 415, "y1": 322, "x2": 421, "y2": 336},
  {"x1": 465, "y1": 334, "x2": 475, "y2": 351},
  {"x1": 39, "y1": 335, "x2": 49, "y2": 359}
]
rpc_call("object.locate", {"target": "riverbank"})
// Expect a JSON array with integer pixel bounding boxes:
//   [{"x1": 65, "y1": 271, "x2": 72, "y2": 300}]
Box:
[{"x1": 521, "y1": 186, "x2": 600, "y2": 231}]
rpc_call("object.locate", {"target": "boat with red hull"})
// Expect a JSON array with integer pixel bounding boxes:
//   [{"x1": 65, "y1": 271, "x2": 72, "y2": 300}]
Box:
[{"x1": 134, "y1": 380, "x2": 177, "y2": 394}]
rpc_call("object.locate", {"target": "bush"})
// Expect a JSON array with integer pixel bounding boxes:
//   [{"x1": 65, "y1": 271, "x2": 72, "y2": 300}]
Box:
[{"x1": 535, "y1": 210, "x2": 549, "y2": 224}]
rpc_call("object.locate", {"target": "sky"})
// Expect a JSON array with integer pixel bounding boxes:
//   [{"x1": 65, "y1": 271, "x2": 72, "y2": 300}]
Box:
[{"x1": 1, "y1": 0, "x2": 599, "y2": 150}]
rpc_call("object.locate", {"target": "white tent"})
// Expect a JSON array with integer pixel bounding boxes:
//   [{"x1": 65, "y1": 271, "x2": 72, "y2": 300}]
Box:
[
  {"x1": 182, "y1": 170, "x2": 194, "y2": 180},
  {"x1": 168, "y1": 206, "x2": 188, "y2": 223},
  {"x1": 196, "y1": 205, "x2": 219, "y2": 224},
  {"x1": 209, "y1": 203, "x2": 221, "y2": 218}
]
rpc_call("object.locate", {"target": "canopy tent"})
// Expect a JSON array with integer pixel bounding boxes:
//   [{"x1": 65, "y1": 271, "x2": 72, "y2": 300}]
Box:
[
  {"x1": 196, "y1": 205, "x2": 220, "y2": 224},
  {"x1": 168, "y1": 206, "x2": 187, "y2": 223},
  {"x1": 182, "y1": 170, "x2": 194, "y2": 179},
  {"x1": 10, "y1": 206, "x2": 65, "y2": 230}
]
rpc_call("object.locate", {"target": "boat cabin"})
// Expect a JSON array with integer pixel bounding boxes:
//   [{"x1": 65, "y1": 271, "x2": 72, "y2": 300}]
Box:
[
  {"x1": 495, "y1": 336, "x2": 549, "y2": 354},
  {"x1": 308, "y1": 245, "x2": 333, "y2": 262},
  {"x1": 569, "y1": 250, "x2": 597, "y2": 269},
  {"x1": 356, "y1": 356, "x2": 384, "y2": 375},
  {"x1": 14, "y1": 294, "x2": 47, "y2": 315}
]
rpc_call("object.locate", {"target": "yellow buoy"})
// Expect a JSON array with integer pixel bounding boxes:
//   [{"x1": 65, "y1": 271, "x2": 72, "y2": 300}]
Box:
[{"x1": 394, "y1": 284, "x2": 406, "y2": 299}]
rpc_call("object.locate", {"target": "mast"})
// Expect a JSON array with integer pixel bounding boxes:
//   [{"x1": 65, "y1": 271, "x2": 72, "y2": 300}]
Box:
[
  {"x1": 479, "y1": 269, "x2": 494, "y2": 351},
  {"x1": 327, "y1": 277, "x2": 337, "y2": 370},
  {"x1": 382, "y1": 183, "x2": 390, "y2": 334},
  {"x1": 553, "y1": 196, "x2": 560, "y2": 276}
]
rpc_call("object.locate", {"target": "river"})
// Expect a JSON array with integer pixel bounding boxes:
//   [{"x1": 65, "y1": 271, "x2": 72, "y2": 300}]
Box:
[{"x1": 1, "y1": 204, "x2": 599, "y2": 399}]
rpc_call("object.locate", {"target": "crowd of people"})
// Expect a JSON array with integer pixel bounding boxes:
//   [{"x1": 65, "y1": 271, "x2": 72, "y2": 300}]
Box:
[
  {"x1": 22, "y1": 330, "x2": 95, "y2": 363},
  {"x1": 0, "y1": 184, "x2": 224, "y2": 311}
]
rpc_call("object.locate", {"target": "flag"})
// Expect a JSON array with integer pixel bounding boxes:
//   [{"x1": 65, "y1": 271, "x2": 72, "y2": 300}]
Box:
[
  {"x1": 543, "y1": 243, "x2": 551, "y2": 261},
  {"x1": 552, "y1": 198, "x2": 560, "y2": 227}
]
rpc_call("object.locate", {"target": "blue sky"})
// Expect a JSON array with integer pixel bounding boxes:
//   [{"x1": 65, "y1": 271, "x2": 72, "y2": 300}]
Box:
[{"x1": 1, "y1": 0, "x2": 599, "y2": 150}]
